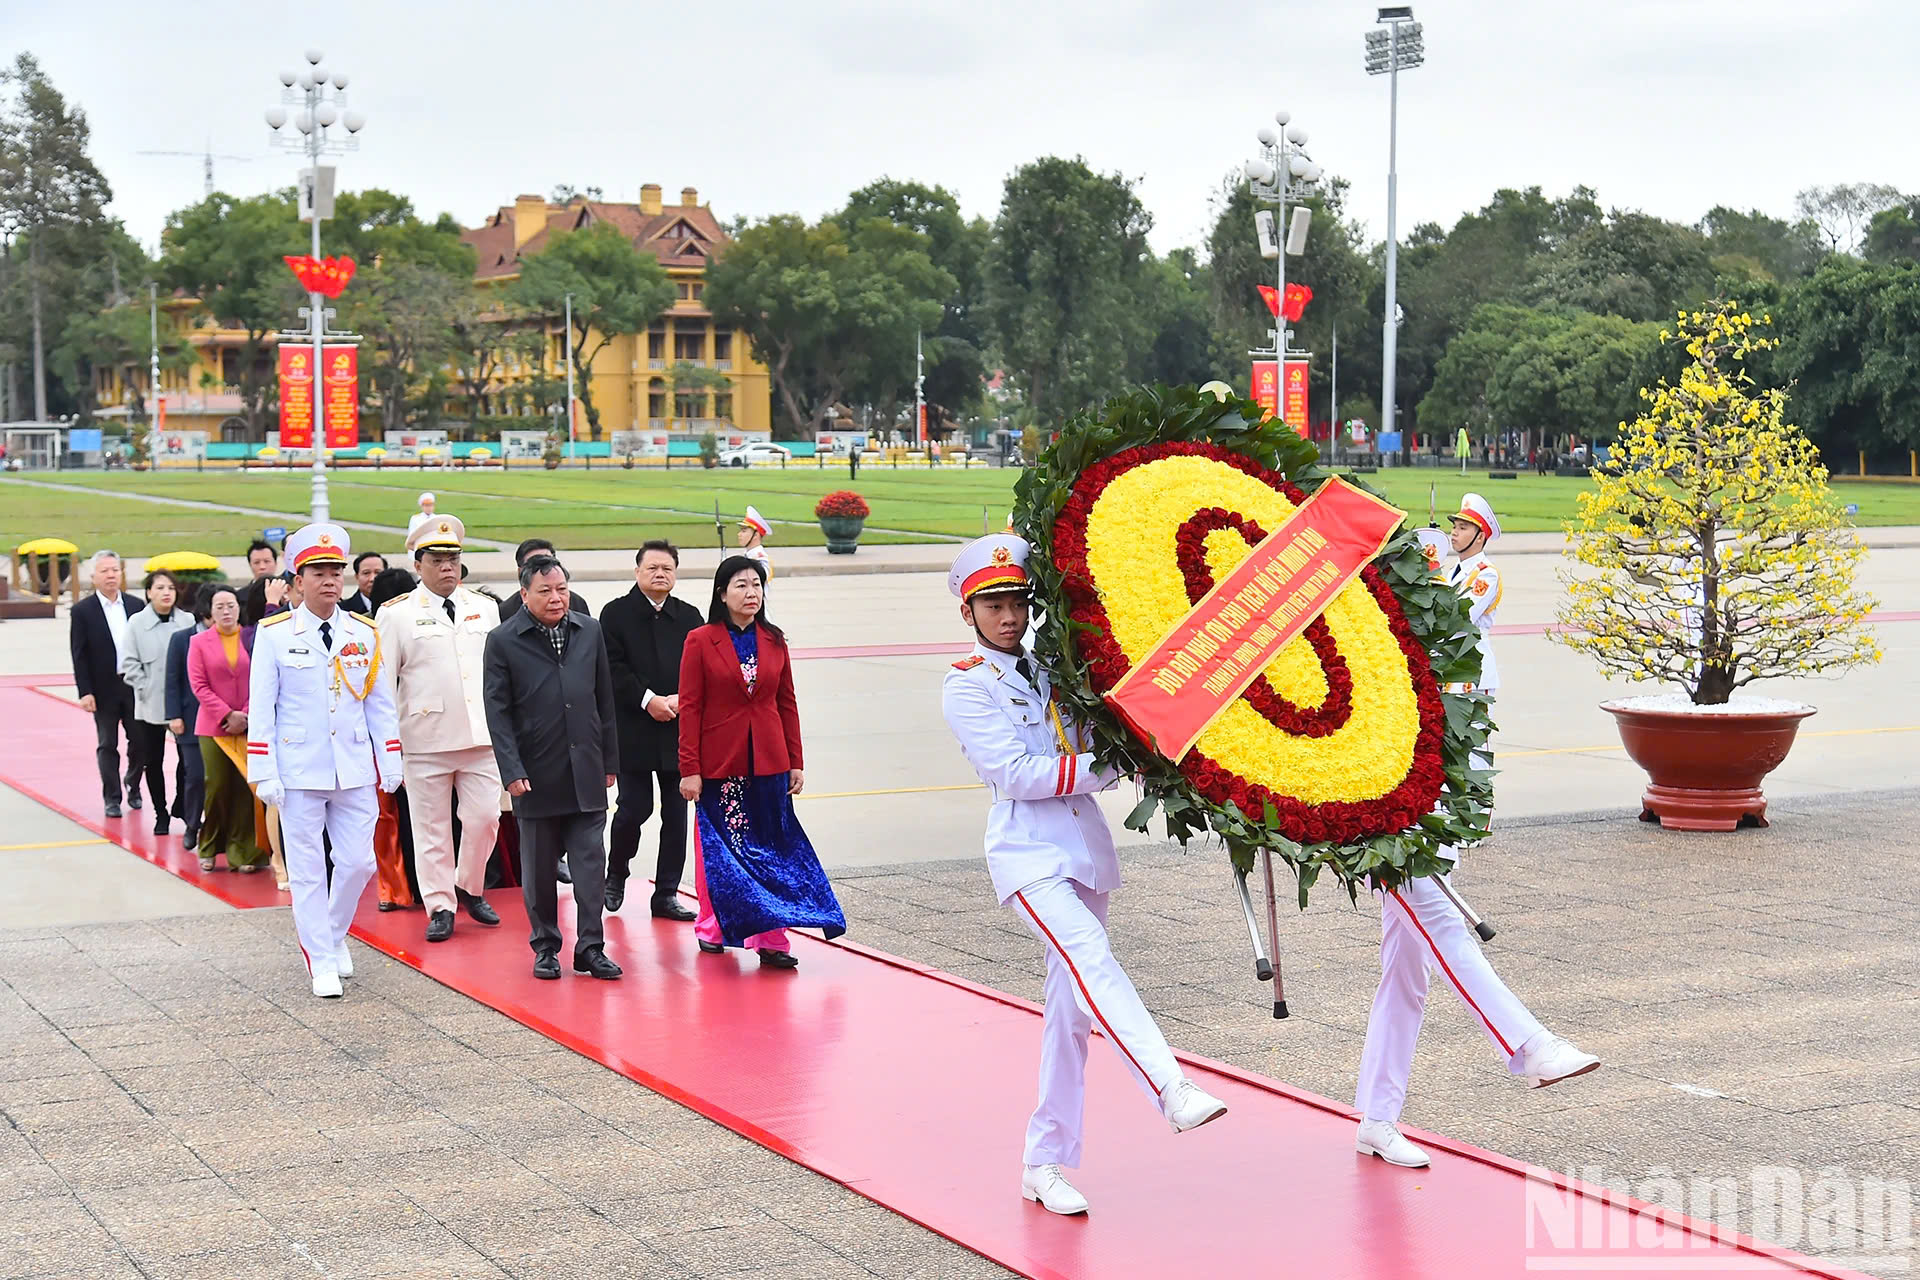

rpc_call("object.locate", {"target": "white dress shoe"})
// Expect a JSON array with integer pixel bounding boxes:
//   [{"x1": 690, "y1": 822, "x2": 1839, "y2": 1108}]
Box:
[
  {"x1": 1020, "y1": 1163, "x2": 1089, "y2": 1215},
  {"x1": 335, "y1": 947, "x2": 354, "y2": 979},
  {"x1": 1516, "y1": 1033, "x2": 1600, "y2": 1088},
  {"x1": 1162, "y1": 1077, "x2": 1228, "y2": 1133},
  {"x1": 1356, "y1": 1118, "x2": 1430, "y2": 1168},
  {"x1": 311, "y1": 969, "x2": 343, "y2": 999}
]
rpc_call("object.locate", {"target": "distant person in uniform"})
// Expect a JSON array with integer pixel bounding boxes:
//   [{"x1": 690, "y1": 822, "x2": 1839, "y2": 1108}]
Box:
[
  {"x1": 247, "y1": 523, "x2": 403, "y2": 998},
  {"x1": 940, "y1": 534, "x2": 1227, "y2": 1217},
  {"x1": 406, "y1": 491, "x2": 436, "y2": 539},
  {"x1": 737, "y1": 506, "x2": 773, "y2": 584}
]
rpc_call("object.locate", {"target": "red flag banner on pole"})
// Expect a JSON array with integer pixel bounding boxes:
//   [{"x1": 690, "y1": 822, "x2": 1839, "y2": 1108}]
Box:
[
  {"x1": 321, "y1": 345, "x2": 359, "y2": 450},
  {"x1": 278, "y1": 346, "x2": 314, "y2": 449},
  {"x1": 1251, "y1": 361, "x2": 1280, "y2": 420},
  {"x1": 1104, "y1": 478, "x2": 1406, "y2": 761},
  {"x1": 1283, "y1": 360, "x2": 1310, "y2": 438},
  {"x1": 1256, "y1": 283, "x2": 1314, "y2": 322}
]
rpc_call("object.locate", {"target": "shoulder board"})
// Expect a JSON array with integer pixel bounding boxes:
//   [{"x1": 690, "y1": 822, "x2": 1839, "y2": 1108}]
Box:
[
  {"x1": 951, "y1": 655, "x2": 984, "y2": 671},
  {"x1": 260, "y1": 612, "x2": 292, "y2": 627}
]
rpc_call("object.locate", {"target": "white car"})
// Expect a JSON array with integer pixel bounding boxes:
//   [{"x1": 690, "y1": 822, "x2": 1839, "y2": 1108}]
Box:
[{"x1": 718, "y1": 442, "x2": 792, "y2": 467}]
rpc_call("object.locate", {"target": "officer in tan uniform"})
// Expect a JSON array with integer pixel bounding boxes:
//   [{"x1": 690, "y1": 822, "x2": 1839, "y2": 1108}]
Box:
[{"x1": 375, "y1": 514, "x2": 503, "y2": 942}]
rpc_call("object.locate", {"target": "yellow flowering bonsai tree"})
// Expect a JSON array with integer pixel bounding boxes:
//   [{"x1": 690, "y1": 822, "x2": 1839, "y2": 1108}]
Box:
[{"x1": 1555, "y1": 301, "x2": 1879, "y2": 705}]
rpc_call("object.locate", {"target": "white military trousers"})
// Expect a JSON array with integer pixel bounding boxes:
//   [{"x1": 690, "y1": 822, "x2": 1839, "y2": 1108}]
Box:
[
  {"x1": 1009, "y1": 876, "x2": 1182, "y2": 1168},
  {"x1": 279, "y1": 786, "x2": 378, "y2": 977},
  {"x1": 403, "y1": 746, "x2": 500, "y2": 914},
  {"x1": 1353, "y1": 872, "x2": 1547, "y2": 1124}
]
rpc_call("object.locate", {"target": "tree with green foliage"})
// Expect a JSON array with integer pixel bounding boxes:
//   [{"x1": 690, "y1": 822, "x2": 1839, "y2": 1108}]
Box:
[
  {"x1": 507, "y1": 220, "x2": 673, "y2": 441},
  {"x1": 1864, "y1": 198, "x2": 1920, "y2": 264},
  {"x1": 0, "y1": 54, "x2": 112, "y2": 422},
  {"x1": 158, "y1": 191, "x2": 307, "y2": 434},
  {"x1": 1698, "y1": 206, "x2": 1824, "y2": 282},
  {"x1": 1419, "y1": 304, "x2": 1562, "y2": 437},
  {"x1": 707, "y1": 213, "x2": 951, "y2": 438},
  {"x1": 1525, "y1": 211, "x2": 1716, "y2": 322},
  {"x1": 983, "y1": 156, "x2": 1153, "y2": 422},
  {"x1": 1795, "y1": 183, "x2": 1904, "y2": 256},
  {"x1": 1773, "y1": 257, "x2": 1920, "y2": 464}
]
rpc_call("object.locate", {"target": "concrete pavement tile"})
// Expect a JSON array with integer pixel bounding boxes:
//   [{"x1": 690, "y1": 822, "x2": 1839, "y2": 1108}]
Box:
[
  {"x1": 80, "y1": 1176, "x2": 246, "y2": 1227},
  {"x1": 0, "y1": 1069, "x2": 123, "y2": 1107},
  {"x1": 0, "y1": 1048, "x2": 101, "y2": 1082},
  {"x1": 497, "y1": 1241, "x2": 688, "y2": 1280},
  {"x1": 186, "y1": 1129, "x2": 343, "y2": 1174},
  {"x1": 83, "y1": 1038, "x2": 219, "y2": 1070},
  {"x1": 254, "y1": 1185, "x2": 437, "y2": 1237},
  {"x1": 40, "y1": 1140, "x2": 213, "y2": 1192},
  {"x1": 735, "y1": 1169, "x2": 872, "y2": 1220},
  {"x1": 135, "y1": 1244, "x2": 337, "y2": 1280},
  {"x1": 320, "y1": 1117, "x2": 483, "y2": 1160},
  {"x1": 296, "y1": 1222, "x2": 505, "y2": 1276},
  {"x1": 595, "y1": 1186, "x2": 769, "y2": 1239},
  {"x1": 651, "y1": 1218, "x2": 819, "y2": 1272},
  {"x1": 109, "y1": 1205, "x2": 278, "y2": 1259}
]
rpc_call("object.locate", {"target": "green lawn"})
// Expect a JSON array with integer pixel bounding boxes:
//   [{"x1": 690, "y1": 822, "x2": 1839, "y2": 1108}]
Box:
[{"x1": 8, "y1": 463, "x2": 1917, "y2": 561}]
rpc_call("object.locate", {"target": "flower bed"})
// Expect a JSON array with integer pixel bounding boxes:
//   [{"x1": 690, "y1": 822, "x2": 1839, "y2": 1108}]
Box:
[{"x1": 1014, "y1": 385, "x2": 1494, "y2": 898}]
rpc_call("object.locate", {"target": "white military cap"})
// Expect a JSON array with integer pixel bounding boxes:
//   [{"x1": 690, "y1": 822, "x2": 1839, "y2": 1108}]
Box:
[
  {"x1": 286, "y1": 522, "x2": 352, "y2": 570},
  {"x1": 949, "y1": 533, "x2": 1032, "y2": 602},
  {"x1": 1452, "y1": 493, "x2": 1501, "y2": 542},
  {"x1": 407, "y1": 514, "x2": 465, "y2": 556},
  {"x1": 740, "y1": 505, "x2": 772, "y2": 539}
]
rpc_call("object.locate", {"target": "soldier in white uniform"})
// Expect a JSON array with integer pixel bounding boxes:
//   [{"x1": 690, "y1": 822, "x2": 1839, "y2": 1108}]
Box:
[
  {"x1": 1353, "y1": 494, "x2": 1600, "y2": 1168},
  {"x1": 248, "y1": 523, "x2": 402, "y2": 998},
  {"x1": 737, "y1": 506, "x2": 772, "y2": 584},
  {"x1": 375, "y1": 514, "x2": 502, "y2": 943},
  {"x1": 940, "y1": 534, "x2": 1228, "y2": 1217}
]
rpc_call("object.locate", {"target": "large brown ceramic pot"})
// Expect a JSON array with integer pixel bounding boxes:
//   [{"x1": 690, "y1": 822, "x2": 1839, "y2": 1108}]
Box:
[{"x1": 1602, "y1": 698, "x2": 1815, "y2": 832}]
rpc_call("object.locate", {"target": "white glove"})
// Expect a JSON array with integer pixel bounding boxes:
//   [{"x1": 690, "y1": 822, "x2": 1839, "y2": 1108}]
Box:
[
  {"x1": 256, "y1": 780, "x2": 285, "y2": 809},
  {"x1": 379, "y1": 772, "x2": 402, "y2": 794}
]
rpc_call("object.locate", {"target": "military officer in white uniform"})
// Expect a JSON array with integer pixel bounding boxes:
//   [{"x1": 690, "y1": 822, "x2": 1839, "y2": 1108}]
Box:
[
  {"x1": 1354, "y1": 493, "x2": 1600, "y2": 1168},
  {"x1": 940, "y1": 534, "x2": 1227, "y2": 1217},
  {"x1": 376, "y1": 514, "x2": 502, "y2": 943},
  {"x1": 248, "y1": 523, "x2": 402, "y2": 998}
]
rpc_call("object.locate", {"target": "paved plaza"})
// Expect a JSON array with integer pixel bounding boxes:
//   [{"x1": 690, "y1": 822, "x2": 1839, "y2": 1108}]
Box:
[{"x1": 1, "y1": 541, "x2": 1915, "y2": 1277}]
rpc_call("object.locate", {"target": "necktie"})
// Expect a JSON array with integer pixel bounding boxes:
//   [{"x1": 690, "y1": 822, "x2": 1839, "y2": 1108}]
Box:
[
  {"x1": 319, "y1": 620, "x2": 333, "y2": 652},
  {"x1": 444, "y1": 597, "x2": 456, "y2": 624},
  {"x1": 1016, "y1": 656, "x2": 1036, "y2": 687}
]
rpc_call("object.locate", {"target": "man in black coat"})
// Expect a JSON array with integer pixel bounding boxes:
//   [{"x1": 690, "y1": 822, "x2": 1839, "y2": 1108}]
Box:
[
  {"x1": 600, "y1": 539, "x2": 703, "y2": 919},
  {"x1": 482, "y1": 555, "x2": 622, "y2": 981},
  {"x1": 68, "y1": 551, "x2": 145, "y2": 817}
]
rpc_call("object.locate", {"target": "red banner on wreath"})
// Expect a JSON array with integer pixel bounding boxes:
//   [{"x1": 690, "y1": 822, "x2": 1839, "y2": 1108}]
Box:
[
  {"x1": 277, "y1": 346, "x2": 314, "y2": 448},
  {"x1": 1105, "y1": 478, "x2": 1406, "y2": 761},
  {"x1": 321, "y1": 345, "x2": 359, "y2": 450}
]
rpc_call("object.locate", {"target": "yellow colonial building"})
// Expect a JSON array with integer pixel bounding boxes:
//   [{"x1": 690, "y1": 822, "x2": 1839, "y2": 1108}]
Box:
[
  {"x1": 462, "y1": 184, "x2": 772, "y2": 440},
  {"x1": 91, "y1": 181, "x2": 770, "y2": 446}
]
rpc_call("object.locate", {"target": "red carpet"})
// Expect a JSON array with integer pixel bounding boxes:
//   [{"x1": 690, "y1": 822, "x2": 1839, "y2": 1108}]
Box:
[{"x1": 0, "y1": 682, "x2": 1868, "y2": 1280}]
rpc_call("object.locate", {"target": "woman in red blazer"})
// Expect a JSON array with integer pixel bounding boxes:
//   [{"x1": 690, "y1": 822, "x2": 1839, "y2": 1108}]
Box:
[{"x1": 678, "y1": 556, "x2": 844, "y2": 968}]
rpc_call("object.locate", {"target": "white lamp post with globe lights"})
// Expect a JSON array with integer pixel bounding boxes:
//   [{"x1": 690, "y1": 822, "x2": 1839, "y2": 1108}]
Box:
[
  {"x1": 1243, "y1": 112, "x2": 1322, "y2": 434},
  {"x1": 1367, "y1": 7, "x2": 1423, "y2": 464},
  {"x1": 265, "y1": 48, "x2": 365, "y2": 522}
]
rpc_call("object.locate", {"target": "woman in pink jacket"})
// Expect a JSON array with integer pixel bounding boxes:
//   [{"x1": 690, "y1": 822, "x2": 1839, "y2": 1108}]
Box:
[{"x1": 187, "y1": 585, "x2": 268, "y2": 873}]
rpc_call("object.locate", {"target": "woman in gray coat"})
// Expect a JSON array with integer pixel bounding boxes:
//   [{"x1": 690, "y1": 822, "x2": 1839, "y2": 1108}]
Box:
[{"x1": 121, "y1": 570, "x2": 195, "y2": 836}]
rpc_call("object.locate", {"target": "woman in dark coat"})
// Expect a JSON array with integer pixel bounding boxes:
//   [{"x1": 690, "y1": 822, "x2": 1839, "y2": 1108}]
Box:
[{"x1": 678, "y1": 556, "x2": 844, "y2": 968}]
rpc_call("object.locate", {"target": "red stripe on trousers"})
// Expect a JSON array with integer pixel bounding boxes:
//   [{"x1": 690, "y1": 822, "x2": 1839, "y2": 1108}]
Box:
[
  {"x1": 1014, "y1": 890, "x2": 1163, "y2": 1098},
  {"x1": 1387, "y1": 887, "x2": 1514, "y2": 1057}
]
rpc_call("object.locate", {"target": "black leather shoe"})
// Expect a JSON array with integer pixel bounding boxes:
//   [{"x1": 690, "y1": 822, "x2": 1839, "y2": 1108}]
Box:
[
  {"x1": 377, "y1": 901, "x2": 403, "y2": 913},
  {"x1": 425, "y1": 910, "x2": 454, "y2": 942},
  {"x1": 104, "y1": 802, "x2": 122, "y2": 819},
  {"x1": 697, "y1": 940, "x2": 725, "y2": 955},
  {"x1": 555, "y1": 856, "x2": 572, "y2": 886},
  {"x1": 573, "y1": 946, "x2": 622, "y2": 979},
  {"x1": 182, "y1": 827, "x2": 199, "y2": 848},
  {"x1": 758, "y1": 948, "x2": 799, "y2": 970},
  {"x1": 650, "y1": 899, "x2": 696, "y2": 922},
  {"x1": 152, "y1": 817, "x2": 171, "y2": 836},
  {"x1": 458, "y1": 892, "x2": 500, "y2": 926},
  {"x1": 126, "y1": 792, "x2": 144, "y2": 811},
  {"x1": 532, "y1": 952, "x2": 561, "y2": 980},
  {"x1": 604, "y1": 881, "x2": 626, "y2": 912}
]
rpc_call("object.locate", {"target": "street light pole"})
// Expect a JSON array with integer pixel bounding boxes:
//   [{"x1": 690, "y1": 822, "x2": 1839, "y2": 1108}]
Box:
[
  {"x1": 1367, "y1": 8, "x2": 1423, "y2": 466},
  {"x1": 265, "y1": 48, "x2": 365, "y2": 522},
  {"x1": 914, "y1": 329, "x2": 925, "y2": 446},
  {"x1": 1243, "y1": 111, "x2": 1322, "y2": 429},
  {"x1": 563, "y1": 291, "x2": 575, "y2": 451},
  {"x1": 147, "y1": 282, "x2": 162, "y2": 467}
]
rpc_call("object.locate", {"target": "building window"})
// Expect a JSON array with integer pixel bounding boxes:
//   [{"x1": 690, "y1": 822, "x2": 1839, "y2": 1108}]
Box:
[
  {"x1": 713, "y1": 390, "x2": 732, "y2": 422},
  {"x1": 676, "y1": 281, "x2": 695, "y2": 301},
  {"x1": 674, "y1": 331, "x2": 704, "y2": 361},
  {"x1": 713, "y1": 331, "x2": 732, "y2": 364},
  {"x1": 647, "y1": 329, "x2": 666, "y2": 360},
  {"x1": 648, "y1": 381, "x2": 666, "y2": 418},
  {"x1": 675, "y1": 390, "x2": 705, "y2": 420}
]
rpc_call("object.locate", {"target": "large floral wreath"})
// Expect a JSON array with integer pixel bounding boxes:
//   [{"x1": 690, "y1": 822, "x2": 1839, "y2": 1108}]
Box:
[{"x1": 1012, "y1": 385, "x2": 1494, "y2": 902}]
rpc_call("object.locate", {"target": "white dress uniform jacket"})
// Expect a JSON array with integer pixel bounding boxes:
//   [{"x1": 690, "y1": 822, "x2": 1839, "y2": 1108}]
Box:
[
  {"x1": 247, "y1": 605, "x2": 402, "y2": 792},
  {"x1": 375, "y1": 584, "x2": 497, "y2": 751},
  {"x1": 941, "y1": 643, "x2": 1121, "y2": 904},
  {"x1": 1448, "y1": 551, "x2": 1501, "y2": 694}
]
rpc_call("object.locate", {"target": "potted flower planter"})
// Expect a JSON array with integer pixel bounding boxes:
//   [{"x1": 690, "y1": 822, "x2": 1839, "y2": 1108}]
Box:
[
  {"x1": 1602, "y1": 696, "x2": 1814, "y2": 831},
  {"x1": 814, "y1": 490, "x2": 871, "y2": 555}
]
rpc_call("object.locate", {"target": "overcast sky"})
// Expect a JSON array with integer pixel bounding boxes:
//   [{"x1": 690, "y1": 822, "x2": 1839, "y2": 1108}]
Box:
[{"x1": 12, "y1": 0, "x2": 1918, "y2": 260}]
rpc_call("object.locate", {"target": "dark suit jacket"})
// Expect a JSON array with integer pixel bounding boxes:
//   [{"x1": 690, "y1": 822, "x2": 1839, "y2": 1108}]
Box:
[
  {"x1": 677, "y1": 622, "x2": 803, "y2": 780},
  {"x1": 497, "y1": 590, "x2": 589, "y2": 624},
  {"x1": 483, "y1": 608, "x2": 619, "y2": 819},
  {"x1": 342, "y1": 591, "x2": 373, "y2": 616},
  {"x1": 70, "y1": 591, "x2": 145, "y2": 705},
  {"x1": 600, "y1": 586, "x2": 703, "y2": 774},
  {"x1": 164, "y1": 625, "x2": 201, "y2": 732}
]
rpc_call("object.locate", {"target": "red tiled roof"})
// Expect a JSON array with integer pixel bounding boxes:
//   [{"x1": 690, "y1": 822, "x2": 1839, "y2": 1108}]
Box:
[{"x1": 460, "y1": 197, "x2": 731, "y2": 281}]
